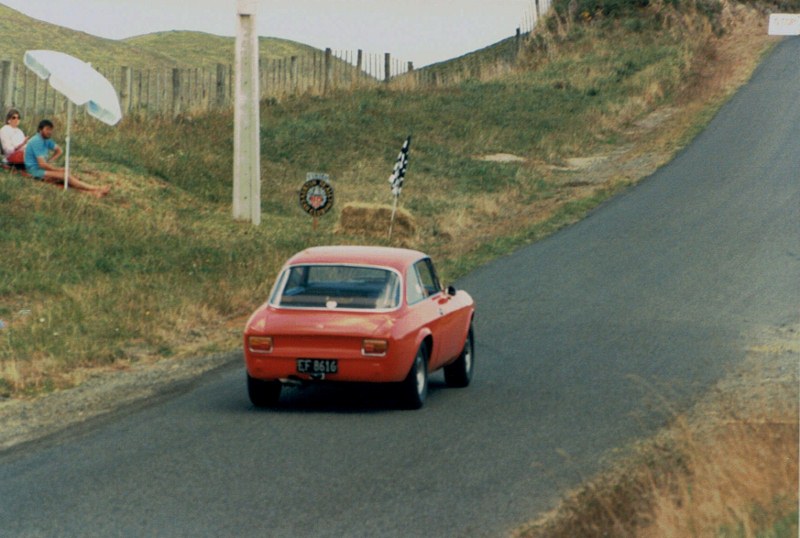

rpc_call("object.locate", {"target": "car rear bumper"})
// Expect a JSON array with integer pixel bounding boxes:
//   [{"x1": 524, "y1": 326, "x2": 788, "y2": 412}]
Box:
[{"x1": 245, "y1": 354, "x2": 411, "y2": 383}]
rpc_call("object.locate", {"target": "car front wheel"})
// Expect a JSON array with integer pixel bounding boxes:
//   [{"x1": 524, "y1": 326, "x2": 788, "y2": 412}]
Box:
[
  {"x1": 398, "y1": 343, "x2": 428, "y2": 409},
  {"x1": 247, "y1": 374, "x2": 281, "y2": 407}
]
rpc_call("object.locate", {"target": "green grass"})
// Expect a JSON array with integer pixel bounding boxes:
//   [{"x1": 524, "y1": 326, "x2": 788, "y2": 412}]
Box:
[
  {"x1": 0, "y1": 0, "x2": 771, "y2": 395},
  {"x1": 125, "y1": 32, "x2": 321, "y2": 66},
  {"x1": 79, "y1": 24, "x2": 689, "y2": 201}
]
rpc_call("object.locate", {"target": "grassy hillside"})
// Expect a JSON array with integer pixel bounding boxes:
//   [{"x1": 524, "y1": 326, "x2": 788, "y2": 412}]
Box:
[
  {"x1": 124, "y1": 32, "x2": 320, "y2": 66},
  {"x1": 0, "y1": 4, "x2": 319, "y2": 69},
  {"x1": 0, "y1": 1, "x2": 794, "y2": 534},
  {"x1": 0, "y1": 4, "x2": 171, "y2": 69},
  {"x1": 0, "y1": 0, "x2": 775, "y2": 394}
]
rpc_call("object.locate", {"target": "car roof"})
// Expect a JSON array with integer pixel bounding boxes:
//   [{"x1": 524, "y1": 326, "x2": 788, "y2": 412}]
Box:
[{"x1": 286, "y1": 246, "x2": 427, "y2": 272}]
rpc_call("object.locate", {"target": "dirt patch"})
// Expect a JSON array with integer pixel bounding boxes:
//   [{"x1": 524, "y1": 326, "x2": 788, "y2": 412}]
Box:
[
  {"x1": 475, "y1": 153, "x2": 527, "y2": 163},
  {"x1": 548, "y1": 106, "x2": 679, "y2": 186}
]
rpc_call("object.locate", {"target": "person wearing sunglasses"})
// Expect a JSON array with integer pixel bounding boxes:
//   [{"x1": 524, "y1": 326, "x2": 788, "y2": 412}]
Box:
[{"x1": 0, "y1": 109, "x2": 29, "y2": 169}]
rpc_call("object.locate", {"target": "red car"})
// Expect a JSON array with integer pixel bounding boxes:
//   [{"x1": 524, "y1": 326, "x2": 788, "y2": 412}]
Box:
[{"x1": 244, "y1": 246, "x2": 475, "y2": 409}]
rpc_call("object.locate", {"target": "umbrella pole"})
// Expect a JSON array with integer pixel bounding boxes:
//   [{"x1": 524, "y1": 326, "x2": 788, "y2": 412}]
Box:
[{"x1": 64, "y1": 101, "x2": 72, "y2": 191}]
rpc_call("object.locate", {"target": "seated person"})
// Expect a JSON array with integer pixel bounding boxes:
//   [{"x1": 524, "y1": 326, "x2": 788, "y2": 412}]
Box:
[
  {"x1": 24, "y1": 119, "x2": 111, "y2": 197},
  {"x1": 0, "y1": 108, "x2": 29, "y2": 169}
]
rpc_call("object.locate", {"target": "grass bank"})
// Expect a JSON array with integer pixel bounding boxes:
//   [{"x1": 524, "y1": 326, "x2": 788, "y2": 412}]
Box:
[
  {"x1": 0, "y1": 1, "x2": 775, "y2": 398},
  {"x1": 515, "y1": 324, "x2": 799, "y2": 538}
]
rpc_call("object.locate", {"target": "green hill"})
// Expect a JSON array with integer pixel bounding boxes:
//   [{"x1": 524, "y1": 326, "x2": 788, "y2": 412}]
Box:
[
  {"x1": 0, "y1": 4, "x2": 174, "y2": 69},
  {"x1": 0, "y1": 4, "x2": 321, "y2": 70},
  {"x1": 125, "y1": 32, "x2": 321, "y2": 66}
]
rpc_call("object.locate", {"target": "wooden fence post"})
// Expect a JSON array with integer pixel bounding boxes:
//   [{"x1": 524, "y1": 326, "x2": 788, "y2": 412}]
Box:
[
  {"x1": 216, "y1": 63, "x2": 227, "y2": 108},
  {"x1": 120, "y1": 66, "x2": 132, "y2": 114},
  {"x1": 32, "y1": 77, "x2": 39, "y2": 116},
  {"x1": 324, "y1": 48, "x2": 332, "y2": 94},
  {"x1": 136, "y1": 70, "x2": 143, "y2": 113},
  {"x1": 43, "y1": 78, "x2": 50, "y2": 115},
  {"x1": 156, "y1": 70, "x2": 163, "y2": 115},
  {"x1": 19, "y1": 69, "x2": 26, "y2": 117},
  {"x1": 384, "y1": 53, "x2": 391, "y2": 83},
  {"x1": 11, "y1": 62, "x2": 22, "y2": 110},
  {"x1": 290, "y1": 56, "x2": 298, "y2": 93},
  {"x1": 144, "y1": 70, "x2": 151, "y2": 115},
  {"x1": 258, "y1": 58, "x2": 265, "y2": 100},
  {"x1": 0, "y1": 60, "x2": 14, "y2": 109},
  {"x1": 190, "y1": 68, "x2": 197, "y2": 111},
  {"x1": 172, "y1": 68, "x2": 181, "y2": 117}
]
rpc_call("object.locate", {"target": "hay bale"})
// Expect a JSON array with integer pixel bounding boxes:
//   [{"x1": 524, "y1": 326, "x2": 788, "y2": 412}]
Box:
[{"x1": 336, "y1": 202, "x2": 417, "y2": 241}]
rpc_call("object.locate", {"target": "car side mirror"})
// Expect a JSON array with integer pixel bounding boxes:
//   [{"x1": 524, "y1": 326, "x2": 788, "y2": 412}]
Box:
[{"x1": 446, "y1": 285, "x2": 457, "y2": 297}]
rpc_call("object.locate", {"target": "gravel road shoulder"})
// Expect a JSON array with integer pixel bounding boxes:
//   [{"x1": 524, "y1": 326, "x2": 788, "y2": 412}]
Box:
[{"x1": 0, "y1": 352, "x2": 239, "y2": 453}]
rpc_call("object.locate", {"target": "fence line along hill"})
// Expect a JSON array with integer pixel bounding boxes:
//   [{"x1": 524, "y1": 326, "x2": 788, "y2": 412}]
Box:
[
  {"x1": 124, "y1": 32, "x2": 321, "y2": 67},
  {"x1": 0, "y1": 2, "x2": 549, "y2": 119}
]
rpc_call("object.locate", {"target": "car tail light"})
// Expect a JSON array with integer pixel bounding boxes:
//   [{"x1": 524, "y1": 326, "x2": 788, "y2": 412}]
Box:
[
  {"x1": 248, "y1": 336, "x2": 273, "y2": 353},
  {"x1": 362, "y1": 339, "x2": 388, "y2": 356}
]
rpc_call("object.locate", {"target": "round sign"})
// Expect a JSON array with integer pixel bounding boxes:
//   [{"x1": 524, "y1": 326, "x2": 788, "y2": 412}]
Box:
[{"x1": 299, "y1": 178, "x2": 335, "y2": 217}]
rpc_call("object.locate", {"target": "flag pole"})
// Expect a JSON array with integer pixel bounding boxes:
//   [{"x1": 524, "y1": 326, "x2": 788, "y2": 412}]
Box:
[
  {"x1": 388, "y1": 194, "x2": 399, "y2": 240},
  {"x1": 387, "y1": 135, "x2": 411, "y2": 240}
]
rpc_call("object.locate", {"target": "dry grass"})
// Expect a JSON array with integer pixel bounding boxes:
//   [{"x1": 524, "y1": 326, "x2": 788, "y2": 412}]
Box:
[
  {"x1": 642, "y1": 420, "x2": 797, "y2": 537},
  {"x1": 511, "y1": 4, "x2": 798, "y2": 536},
  {"x1": 336, "y1": 202, "x2": 417, "y2": 244},
  {"x1": 515, "y1": 325, "x2": 799, "y2": 538},
  {"x1": 0, "y1": 1, "x2": 780, "y2": 399}
]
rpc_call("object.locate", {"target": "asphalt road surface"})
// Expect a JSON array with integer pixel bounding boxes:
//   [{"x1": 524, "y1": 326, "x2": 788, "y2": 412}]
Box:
[{"x1": 2, "y1": 39, "x2": 799, "y2": 538}]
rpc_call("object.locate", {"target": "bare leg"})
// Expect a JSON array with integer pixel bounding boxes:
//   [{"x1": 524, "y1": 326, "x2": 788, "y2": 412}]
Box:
[{"x1": 42, "y1": 169, "x2": 110, "y2": 197}]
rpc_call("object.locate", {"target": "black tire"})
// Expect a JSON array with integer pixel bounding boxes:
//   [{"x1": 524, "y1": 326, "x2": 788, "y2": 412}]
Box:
[
  {"x1": 247, "y1": 374, "x2": 281, "y2": 407},
  {"x1": 398, "y1": 343, "x2": 429, "y2": 410},
  {"x1": 444, "y1": 325, "x2": 474, "y2": 388}
]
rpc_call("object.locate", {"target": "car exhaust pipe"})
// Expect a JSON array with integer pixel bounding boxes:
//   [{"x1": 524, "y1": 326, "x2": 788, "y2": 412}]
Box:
[{"x1": 280, "y1": 377, "x2": 305, "y2": 387}]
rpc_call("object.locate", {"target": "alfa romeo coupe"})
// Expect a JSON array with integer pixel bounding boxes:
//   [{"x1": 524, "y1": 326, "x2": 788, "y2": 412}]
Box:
[{"x1": 244, "y1": 246, "x2": 475, "y2": 409}]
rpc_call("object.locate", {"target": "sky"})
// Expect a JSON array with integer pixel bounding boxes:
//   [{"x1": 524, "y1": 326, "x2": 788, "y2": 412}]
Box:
[{"x1": 0, "y1": 0, "x2": 537, "y2": 67}]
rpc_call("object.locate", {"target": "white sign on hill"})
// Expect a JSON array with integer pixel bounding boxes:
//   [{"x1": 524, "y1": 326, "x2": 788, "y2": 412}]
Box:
[{"x1": 768, "y1": 14, "x2": 800, "y2": 36}]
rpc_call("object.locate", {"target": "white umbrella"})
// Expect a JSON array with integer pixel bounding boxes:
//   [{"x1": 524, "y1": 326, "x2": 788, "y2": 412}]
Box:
[{"x1": 23, "y1": 50, "x2": 122, "y2": 190}]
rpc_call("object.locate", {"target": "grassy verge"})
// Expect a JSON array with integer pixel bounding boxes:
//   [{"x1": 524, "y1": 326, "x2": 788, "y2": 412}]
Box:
[
  {"x1": 0, "y1": 1, "x2": 775, "y2": 399},
  {"x1": 514, "y1": 324, "x2": 799, "y2": 538}
]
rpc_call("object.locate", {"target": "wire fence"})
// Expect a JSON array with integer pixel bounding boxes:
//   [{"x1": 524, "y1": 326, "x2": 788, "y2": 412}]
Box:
[{"x1": 0, "y1": 1, "x2": 553, "y2": 120}]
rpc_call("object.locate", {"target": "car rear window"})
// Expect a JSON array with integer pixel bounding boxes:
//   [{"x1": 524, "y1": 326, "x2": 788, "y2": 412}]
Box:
[{"x1": 273, "y1": 265, "x2": 401, "y2": 310}]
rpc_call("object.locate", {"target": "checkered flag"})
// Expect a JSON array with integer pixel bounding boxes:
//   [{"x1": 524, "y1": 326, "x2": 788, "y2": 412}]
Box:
[{"x1": 388, "y1": 136, "x2": 411, "y2": 197}]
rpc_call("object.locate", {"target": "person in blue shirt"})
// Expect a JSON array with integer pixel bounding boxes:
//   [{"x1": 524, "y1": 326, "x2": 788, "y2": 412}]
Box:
[{"x1": 24, "y1": 119, "x2": 110, "y2": 197}]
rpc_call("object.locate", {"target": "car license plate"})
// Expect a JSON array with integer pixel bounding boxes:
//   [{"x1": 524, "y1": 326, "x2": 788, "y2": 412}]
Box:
[{"x1": 297, "y1": 359, "x2": 338, "y2": 375}]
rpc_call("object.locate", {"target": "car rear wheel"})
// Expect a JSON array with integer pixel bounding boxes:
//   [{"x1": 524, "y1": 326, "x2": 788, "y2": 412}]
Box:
[
  {"x1": 444, "y1": 325, "x2": 474, "y2": 388},
  {"x1": 398, "y1": 343, "x2": 428, "y2": 409},
  {"x1": 247, "y1": 374, "x2": 281, "y2": 407}
]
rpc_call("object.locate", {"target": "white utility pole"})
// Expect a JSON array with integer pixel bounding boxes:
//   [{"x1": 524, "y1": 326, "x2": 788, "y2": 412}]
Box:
[{"x1": 233, "y1": 0, "x2": 261, "y2": 225}]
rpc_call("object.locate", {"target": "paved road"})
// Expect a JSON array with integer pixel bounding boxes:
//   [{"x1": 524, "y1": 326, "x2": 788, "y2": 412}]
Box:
[{"x1": 2, "y1": 40, "x2": 799, "y2": 537}]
